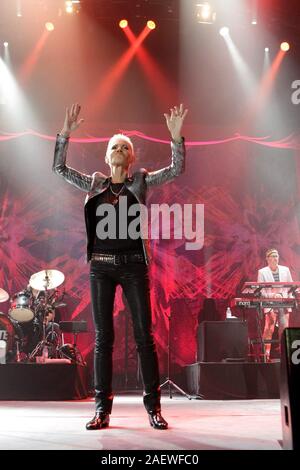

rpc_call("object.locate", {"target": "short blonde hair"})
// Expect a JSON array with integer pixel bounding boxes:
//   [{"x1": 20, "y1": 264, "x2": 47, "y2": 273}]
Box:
[
  {"x1": 266, "y1": 248, "x2": 279, "y2": 258},
  {"x1": 105, "y1": 133, "x2": 135, "y2": 166}
]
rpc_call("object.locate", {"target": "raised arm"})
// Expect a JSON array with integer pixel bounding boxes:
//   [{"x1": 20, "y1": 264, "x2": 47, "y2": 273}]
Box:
[
  {"x1": 145, "y1": 104, "x2": 188, "y2": 187},
  {"x1": 52, "y1": 103, "x2": 93, "y2": 192}
]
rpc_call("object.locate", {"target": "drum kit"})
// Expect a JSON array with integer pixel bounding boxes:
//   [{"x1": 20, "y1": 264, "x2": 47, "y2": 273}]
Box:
[{"x1": 0, "y1": 269, "x2": 67, "y2": 363}]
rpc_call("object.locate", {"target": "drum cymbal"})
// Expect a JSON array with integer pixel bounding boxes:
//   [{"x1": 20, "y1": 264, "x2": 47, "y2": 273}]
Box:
[
  {"x1": 0, "y1": 288, "x2": 9, "y2": 303},
  {"x1": 29, "y1": 270, "x2": 65, "y2": 291}
]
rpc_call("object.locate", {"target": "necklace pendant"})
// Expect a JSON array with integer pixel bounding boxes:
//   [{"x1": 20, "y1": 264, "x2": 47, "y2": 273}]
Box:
[{"x1": 112, "y1": 198, "x2": 118, "y2": 206}]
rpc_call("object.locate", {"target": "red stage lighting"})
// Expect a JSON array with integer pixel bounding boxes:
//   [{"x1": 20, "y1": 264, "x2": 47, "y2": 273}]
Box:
[
  {"x1": 45, "y1": 22, "x2": 54, "y2": 32},
  {"x1": 147, "y1": 20, "x2": 156, "y2": 30},
  {"x1": 280, "y1": 42, "x2": 290, "y2": 52},
  {"x1": 119, "y1": 19, "x2": 128, "y2": 29}
]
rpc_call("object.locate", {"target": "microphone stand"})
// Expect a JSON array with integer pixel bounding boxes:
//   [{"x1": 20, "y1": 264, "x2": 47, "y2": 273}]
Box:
[{"x1": 160, "y1": 311, "x2": 192, "y2": 400}]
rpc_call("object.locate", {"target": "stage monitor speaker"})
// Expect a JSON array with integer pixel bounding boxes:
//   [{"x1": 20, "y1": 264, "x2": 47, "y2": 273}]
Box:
[
  {"x1": 280, "y1": 328, "x2": 300, "y2": 450},
  {"x1": 197, "y1": 320, "x2": 248, "y2": 362}
]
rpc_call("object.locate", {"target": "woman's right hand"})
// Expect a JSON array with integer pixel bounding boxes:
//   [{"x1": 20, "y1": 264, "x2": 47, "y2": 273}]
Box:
[{"x1": 60, "y1": 103, "x2": 84, "y2": 137}]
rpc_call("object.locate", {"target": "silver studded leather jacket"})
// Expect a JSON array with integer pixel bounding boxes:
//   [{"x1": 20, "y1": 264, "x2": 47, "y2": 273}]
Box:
[{"x1": 53, "y1": 134, "x2": 186, "y2": 264}]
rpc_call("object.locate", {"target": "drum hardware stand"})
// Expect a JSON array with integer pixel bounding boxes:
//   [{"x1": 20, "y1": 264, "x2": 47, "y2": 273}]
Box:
[
  {"x1": 16, "y1": 340, "x2": 21, "y2": 363},
  {"x1": 24, "y1": 268, "x2": 65, "y2": 361},
  {"x1": 28, "y1": 314, "x2": 50, "y2": 360},
  {"x1": 71, "y1": 330, "x2": 85, "y2": 365},
  {"x1": 29, "y1": 273, "x2": 51, "y2": 361},
  {"x1": 160, "y1": 311, "x2": 192, "y2": 400}
]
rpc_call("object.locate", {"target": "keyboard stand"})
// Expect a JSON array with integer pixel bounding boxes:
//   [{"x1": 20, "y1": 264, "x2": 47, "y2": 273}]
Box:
[
  {"x1": 251, "y1": 303, "x2": 281, "y2": 362},
  {"x1": 252, "y1": 303, "x2": 266, "y2": 362}
]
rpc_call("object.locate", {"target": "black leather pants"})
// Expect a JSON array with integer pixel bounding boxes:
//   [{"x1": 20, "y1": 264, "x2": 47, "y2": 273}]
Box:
[{"x1": 90, "y1": 260, "x2": 161, "y2": 414}]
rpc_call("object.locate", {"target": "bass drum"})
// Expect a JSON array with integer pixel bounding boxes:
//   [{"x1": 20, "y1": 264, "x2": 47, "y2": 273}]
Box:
[{"x1": 0, "y1": 313, "x2": 22, "y2": 362}]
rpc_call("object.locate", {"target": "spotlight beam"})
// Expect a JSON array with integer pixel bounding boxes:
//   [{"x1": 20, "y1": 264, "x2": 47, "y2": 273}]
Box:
[
  {"x1": 85, "y1": 27, "x2": 151, "y2": 116},
  {"x1": 122, "y1": 26, "x2": 177, "y2": 110},
  {"x1": 19, "y1": 30, "x2": 50, "y2": 85},
  {"x1": 245, "y1": 48, "x2": 287, "y2": 124},
  {"x1": 0, "y1": 57, "x2": 38, "y2": 129},
  {"x1": 221, "y1": 30, "x2": 257, "y2": 96},
  {"x1": 3, "y1": 42, "x2": 12, "y2": 69},
  {"x1": 263, "y1": 48, "x2": 270, "y2": 73}
]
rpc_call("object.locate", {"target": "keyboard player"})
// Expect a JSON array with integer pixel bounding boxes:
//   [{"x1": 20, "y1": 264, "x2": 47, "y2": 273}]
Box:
[{"x1": 257, "y1": 248, "x2": 293, "y2": 361}]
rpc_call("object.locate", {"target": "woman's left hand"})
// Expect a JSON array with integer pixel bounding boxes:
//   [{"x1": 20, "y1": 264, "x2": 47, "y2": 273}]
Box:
[{"x1": 164, "y1": 104, "x2": 188, "y2": 142}]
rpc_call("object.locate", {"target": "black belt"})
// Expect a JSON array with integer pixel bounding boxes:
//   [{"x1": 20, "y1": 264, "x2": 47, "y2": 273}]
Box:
[{"x1": 91, "y1": 252, "x2": 145, "y2": 265}]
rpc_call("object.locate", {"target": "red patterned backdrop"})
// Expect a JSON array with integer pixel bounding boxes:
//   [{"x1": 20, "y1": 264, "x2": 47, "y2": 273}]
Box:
[{"x1": 1, "y1": 128, "x2": 300, "y2": 386}]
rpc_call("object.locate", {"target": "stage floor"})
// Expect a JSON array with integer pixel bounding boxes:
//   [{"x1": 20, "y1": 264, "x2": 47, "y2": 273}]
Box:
[{"x1": 0, "y1": 394, "x2": 283, "y2": 450}]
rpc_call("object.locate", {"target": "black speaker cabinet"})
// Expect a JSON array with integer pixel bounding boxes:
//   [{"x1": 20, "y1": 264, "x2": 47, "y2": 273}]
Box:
[
  {"x1": 197, "y1": 320, "x2": 248, "y2": 362},
  {"x1": 185, "y1": 361, "x2": 280, "y2": 399},
  {"x1": 280, "y1": 328, "x2": 300, "y2": 450}
]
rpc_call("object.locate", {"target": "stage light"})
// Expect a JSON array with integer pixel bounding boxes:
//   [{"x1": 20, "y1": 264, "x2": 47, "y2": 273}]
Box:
[
  {"x1": 64, "y1": 0, "x2": 80, "y2": 14},
  {"x1": 16, "y1": 0, "x2": 22, "y2": 17},
  {"x1": 45, "y1": 22, "x2": 54, "y2": 32},
  {"x1": 65, "y1": 1, "x2": 73, "y2": 14},
  {"x1": 3, "y1": 42, "x2": 8, "y2": 47},
  {"x1": 195, "y1": 3, "x2": 216, "y2": 24},
  {"x1": 280, "y1": 42, "x2": 290, "y2": 52},
  {"x1": 119, "y1": 19, "x2": 128, "y2": 29},
  {"x1": 219, "y1": 27, "x2": 229, "y2": 37},
  {"x1": 251, "y1": 0, "x2": 258, "y2": 28},
  {"x1": 201, "y1": 4, "x2": 210, "y2": 20},
  {"x1": 265, "y1": 47, "x2": 269, "y2": 52},
  {"x1": 147, "y1": 20, "x2": 156, "y2": 30}
]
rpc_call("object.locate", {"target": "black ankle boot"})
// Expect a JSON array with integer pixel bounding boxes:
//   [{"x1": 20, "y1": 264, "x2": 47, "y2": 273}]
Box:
[
  {"x1": 148, "y1": 411, "x2": 168, "y2": 430},
  {"x1": 86, "y1": 412, "x2": 110, "y2": 430}
]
